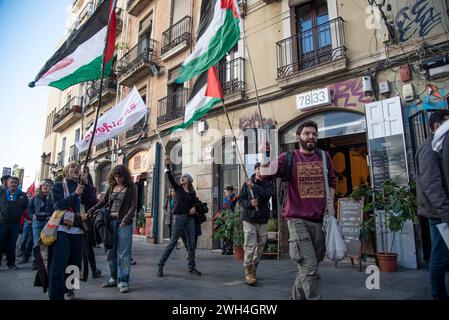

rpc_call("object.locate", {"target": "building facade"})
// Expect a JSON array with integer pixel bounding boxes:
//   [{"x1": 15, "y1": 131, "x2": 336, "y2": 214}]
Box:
[{"x1": 39, "y1": 0, "x2": 449, "y2": 267}]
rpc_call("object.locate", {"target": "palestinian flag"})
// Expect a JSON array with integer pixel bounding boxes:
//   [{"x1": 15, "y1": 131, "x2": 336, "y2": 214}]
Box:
[
  {"x1": 175, "y1": 0, "x2": 240, "y2": 83},
  {"x1": 29, "y1": 0, "x2": 116, "y2": 91},
  {"x1": 171, "y1": 66, "x2": 223, "y2": 132}
]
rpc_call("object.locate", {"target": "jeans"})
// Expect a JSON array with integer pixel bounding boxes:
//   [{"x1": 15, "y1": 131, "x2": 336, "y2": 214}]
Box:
[
  {"x1": 32, "y1": 220, "x2": 47, "y2": 262},
  {"x1": 19, "y1": 220, "x2": 33, "y2": 259},
  {"x1": 287, "y1": 219, "x2": 325, "y2": 300},
  {"x1": 47, "y1": 232, "x2": 84, "y2": 300},
  {"x1": 159, "y1": 214, "x2": 196, "y2": 271},
  {"x1": 429, "y1": 218, "x2": 449, "y2": 300},
  {"x1": 243, "y1": 221, "x2": 267, "y2": 268},
  {"x1": 107, "y1": 220, "x2": 133, "y2": 284},
  {"x1": 0, "y1": 223, "x2": 20, "y2": 266}
]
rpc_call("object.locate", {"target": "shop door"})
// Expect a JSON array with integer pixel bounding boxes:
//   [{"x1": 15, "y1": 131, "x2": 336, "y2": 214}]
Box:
[{"x1": 365, "y1": 97, "x2": 417, "y2": 268}]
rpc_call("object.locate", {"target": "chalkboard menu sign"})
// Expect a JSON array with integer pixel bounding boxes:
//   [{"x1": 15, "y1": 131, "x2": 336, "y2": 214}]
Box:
[
  {"x1": 337, "y1": 198, "x2": 364, "y2": 259},
  {"x1": 368, "y1": 133, "x2": 408, "y2": 187}
]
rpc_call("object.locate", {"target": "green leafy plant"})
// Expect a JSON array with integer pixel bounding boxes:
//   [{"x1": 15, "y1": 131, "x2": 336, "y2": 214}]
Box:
[
  {"x1": 267, "y1": 218, "x2": 278, "y2": 232},
  {"x1": 213, "y1": 209, "x2": 244, "y2": 247},
  {"x1": 264, "y1": 243, "x2": 278, "y2": 253},
  {"x1": 136, "y1": 212, "x2": 146, "y2": 228},
  {"x1": 350, "y1": 180, "x2": 418, "y2": 255}
]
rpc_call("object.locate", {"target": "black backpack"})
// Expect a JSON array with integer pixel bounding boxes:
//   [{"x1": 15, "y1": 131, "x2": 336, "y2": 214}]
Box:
[
  {"x1": 93, "y1": 207, "x2": 114, "y2": 249},
  {"x1": 194, "y1": 200, "x2": 208, "y2": 224}
]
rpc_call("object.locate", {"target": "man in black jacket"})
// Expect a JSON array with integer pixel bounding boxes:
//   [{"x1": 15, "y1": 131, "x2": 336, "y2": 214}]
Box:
[
  {"x1": 238, "y1": 162, "x2": 274, "y2": 286},
  {"x1": 0, "y1": 176, "x2": 29, "y2": 270},
  {"x1": 416, "y1": 109, "x2": 449, "y2": 300}
]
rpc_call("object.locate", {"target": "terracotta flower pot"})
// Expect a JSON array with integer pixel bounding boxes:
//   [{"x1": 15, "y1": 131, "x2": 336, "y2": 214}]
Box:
[
  {"x1": 233, "y1": 246, "x2": 244, "y2": 260},
  {"x1": 376, "y1": 252, "x2": 398, "y2": 272}
]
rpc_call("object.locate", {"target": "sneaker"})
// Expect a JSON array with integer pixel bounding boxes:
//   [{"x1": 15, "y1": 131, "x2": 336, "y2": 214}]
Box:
[
  {"x1": 157, "y1": 267, "x2": 164, "y2": 277},
  {"x1": 64, "y1": 290, "x2": 75, "y2": 300},
  {"x1": 189, "y1": 268, "x2": 202, "y2": 276},
  {"x1": 92, "y1": 269, "x2": 102, "y2": 278},
  {"x1": 18, "y1": 258, "x2": 30, "y2": 264},
  {"x1": 8, "y1": 264, "x2": 19, "y2": 270},
  {"x1": 225, "y1": 251, "x2": 233, "y2": 255},
  {"x1": 101, "y1": 279, "x2": 117, "y2": 288},
  {"x1": 131, "y1": 258, "x2": 137, "y2": 265},
  {"x1": 118, "y1": 283, "x2": 129, "y2": 293}
]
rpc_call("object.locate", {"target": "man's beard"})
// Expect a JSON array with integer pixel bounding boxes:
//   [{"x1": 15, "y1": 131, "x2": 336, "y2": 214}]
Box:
[{"x1": 299, "y1": 138, "x2": 316, "y2": 151}]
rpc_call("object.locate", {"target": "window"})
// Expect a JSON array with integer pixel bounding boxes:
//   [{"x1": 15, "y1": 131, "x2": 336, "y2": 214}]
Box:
[
  {"x1": 167, "y1": 67, "x2": 184, "y2": 111},
  {"x1": 295, "y1": 0, "x2": 331, "y2": 69},
  {"x1": 171, "y1": 0, "x2": 189, "y2": 25},
  {"x1": 74, "y1": 128, "x2": 80, "y2": 142}
]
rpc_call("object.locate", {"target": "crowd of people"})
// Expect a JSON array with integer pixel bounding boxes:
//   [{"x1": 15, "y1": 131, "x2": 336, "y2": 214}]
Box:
[{"x1": 1, "y1": 118, "x2": 449, "y2": 301}]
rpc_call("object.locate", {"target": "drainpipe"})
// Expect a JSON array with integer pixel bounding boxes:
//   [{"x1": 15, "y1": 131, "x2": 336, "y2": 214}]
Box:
[{"x1": 152, "y1": 142, "x2": 161, "y2": 243}]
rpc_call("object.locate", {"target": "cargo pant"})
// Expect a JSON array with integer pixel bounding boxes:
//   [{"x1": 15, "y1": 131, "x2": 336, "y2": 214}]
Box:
[
  {"x1": 287, "y1": 219, "x2": 325, "y2": 300},
  {"x1": 243, "y1": 221, "x2": 267, "y2": 268}
]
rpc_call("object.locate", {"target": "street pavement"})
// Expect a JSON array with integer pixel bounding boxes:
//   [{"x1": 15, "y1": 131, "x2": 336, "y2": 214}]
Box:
[{"x1": 0, "y1": 237, "x2": 441, "y2": 300}]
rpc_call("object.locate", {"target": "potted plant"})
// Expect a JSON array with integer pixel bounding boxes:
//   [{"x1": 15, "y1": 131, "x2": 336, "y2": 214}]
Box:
[
  {"x1": 263, "y1": 243, "x2": 278, "y2": 259},
  {"x1": 350, "y1": 180, "x2": 418, "y2": 272},
  {"x1": 267, "y1": 218, "x2": 278, "y2": 240},
  {"x1": 213, "y1": 209, "x2": 245, "y2": 260},
  {"x1": 136, "y1": 212, "x2": 146, "y2": 236}
]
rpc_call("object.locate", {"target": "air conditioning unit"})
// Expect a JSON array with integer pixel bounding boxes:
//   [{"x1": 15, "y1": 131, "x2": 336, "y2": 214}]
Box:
[{"x1": 420, "y1": 55, "x2": 449, "y2": 69}]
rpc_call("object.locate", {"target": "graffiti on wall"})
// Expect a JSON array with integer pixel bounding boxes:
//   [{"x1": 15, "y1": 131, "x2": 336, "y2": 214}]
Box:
[
  {"x1": 328, "y1": 78, "x2": 373, "y2": 109},
  {"x1": 395, "y1": 0, "x2": 444, "y2": 42},
  {"x1": 239, "y1": 110, "x2": 274, "y2": 129}
]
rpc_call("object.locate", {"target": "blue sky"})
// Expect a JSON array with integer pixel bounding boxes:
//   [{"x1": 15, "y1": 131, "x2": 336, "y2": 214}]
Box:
[{"x1": 0, "y1": 0, "x2": 72, "y2": 188}]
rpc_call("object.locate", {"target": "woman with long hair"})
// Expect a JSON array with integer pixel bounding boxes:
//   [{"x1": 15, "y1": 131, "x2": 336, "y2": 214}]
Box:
[
  {"x1": 28, "y1": 179, "x2": 54, "y2": 269},
  {"x1": 157, "y1": 156, "x2": 201, "y2": 277},
  {"x1": 88, "y1": 165, "x2": 136, "y2": 293},
  {"x1": 48, "y1": 161, "x2": 96, "y2": 300}
]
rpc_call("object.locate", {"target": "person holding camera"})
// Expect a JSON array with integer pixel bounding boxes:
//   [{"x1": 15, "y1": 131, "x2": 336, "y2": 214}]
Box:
[{"x1": 157, "y1": 155, "x2": 202, "y2": 277}]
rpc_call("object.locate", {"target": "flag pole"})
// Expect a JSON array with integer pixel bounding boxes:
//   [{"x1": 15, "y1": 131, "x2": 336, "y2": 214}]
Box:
[
  {"x1": 155, "y1": 127, "x2": 167, "y2": 155},
  {"x1": 220, "y1": 100, "x2": 259, "y2": 211},
  {"x1": 82, "y1": 0, "x2": 116, "y2": 174}
]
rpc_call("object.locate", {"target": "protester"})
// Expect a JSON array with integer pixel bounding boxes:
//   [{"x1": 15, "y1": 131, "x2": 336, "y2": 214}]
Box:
[
  {"x1": 164, "y1": 189, "x2": 176, "y2": 238},
  {"x1": 81, "y1": 167, "x2": 102, "y2": 280},
  {"x1": 48, "y1": 161, "x2": 96, "y2": 300},
  {"x1": 17, "y1": 190, "x2": 35, "y2": 264},
  {"x1": 0, "y1": 176, "x2": 29, "y2": 270},
  {"x1": 219, "y1": 186, "x2": 237, "y2": 255},
  {"x1": 0, "y1": 175, "x2": 10, "y2": 190},
  {"x1": 27, "y1": 179, "x2": 54, "y2": 270},
  {"x1": 88, "y1": 165, "x2": 136, "y2": 293},
  {"x1": 157, "y1": 156, "x2": 202, "y2": 277},
  {"x1": 260, "y1": 120, "x2": 336, "y2": 300},
  {"x1": 238, "y1": 163, "x2": 273, "y2": 285},
  {"x1": 416, "y1": 110, "x2": 449, "y2": 300}
]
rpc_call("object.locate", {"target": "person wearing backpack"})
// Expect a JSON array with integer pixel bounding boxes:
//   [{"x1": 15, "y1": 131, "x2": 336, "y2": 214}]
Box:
[
  {"x1": 238, "y1": 162, "x2": 274, "y2": 286},
  {"x1": 260, "y1": 121, "x2": 336, "y2": 300},
  {"x1": 157, "y1": 155, "x2": 202, "y2": 277},
  {"x1": 88, "y1": 165, "x2": 136, "y2": 293}
]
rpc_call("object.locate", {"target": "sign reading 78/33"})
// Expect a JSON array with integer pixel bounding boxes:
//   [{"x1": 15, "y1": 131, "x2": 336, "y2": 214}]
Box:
[{"x1": 296, "y1": 87, "x2": 331, "y2": 110}]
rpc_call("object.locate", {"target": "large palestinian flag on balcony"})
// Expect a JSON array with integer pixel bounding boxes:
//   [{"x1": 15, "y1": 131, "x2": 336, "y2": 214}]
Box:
[
  {"x1": 171, "y1": 66, "x2": 223, "y2": 132},
  {"x1": 29, "y1": 0, "x2": 116, "y2": 91},
  {"x1": 175, "y1": 0, "x2": 240, "y2": 84}
]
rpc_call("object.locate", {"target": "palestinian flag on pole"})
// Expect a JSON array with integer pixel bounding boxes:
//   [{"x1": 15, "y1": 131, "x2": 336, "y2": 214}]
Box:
[
  {"x1": 175, "y1": 0, "x2": 240, "y2": 84},
  {"x1": 171, "y1": 66, "x2": 223, "y2": 132},
  {"x1": 29, "y1": 0, "x2": 116, "y2": 91}
]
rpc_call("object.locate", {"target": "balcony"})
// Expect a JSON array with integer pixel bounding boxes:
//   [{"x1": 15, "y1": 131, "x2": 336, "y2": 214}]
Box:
[
  {"x1": 57, "y1": 151, "x2": 65, "y2": 169},
  {"x1": 84, "y1": 75, "x2": 117, "y2": 114},
  {"x1": 118, "y1": 37, "x2": 159, "y2": 87},
  {"x1": 68, "y1": 145, "x2": 79, "y2": 162},
  {"x1": 276, "y1": 17, "x2": 347, "y2": 88},
  {"x1": 127, "y1": 0, "x2": 152, "y2": 17},
  {"x1": 219, "y1": 57, "x2": 246, "y2": 101},
  {"x1": 78, "y1": 1, "x2": 94, "y2": 26},
  {"x1": 53, "y1": 97, "x2": 83, "y2": 133},
  {"x1": 95, "y1": 140, "x2": 111, "y2": 155},
  {"x1": 157, "y1": 88, "x2": 189, "y2": 126},
  {"x1": 161, "y1": 16, "x2": 192, "y2": 60},
  {"x1": 126, "y1": 117, "x2": 146, "y2": 140}
]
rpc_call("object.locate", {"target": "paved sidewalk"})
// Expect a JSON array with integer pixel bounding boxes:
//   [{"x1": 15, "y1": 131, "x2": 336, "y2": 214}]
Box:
[{"x1": 0, "y1": 239, "x2": 441, "y2": 300}]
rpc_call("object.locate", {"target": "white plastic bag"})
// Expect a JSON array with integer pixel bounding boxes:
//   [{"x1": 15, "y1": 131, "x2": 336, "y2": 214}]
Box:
[{"x1": 323, "y1": 215, "x2": 346, "y2": 262}]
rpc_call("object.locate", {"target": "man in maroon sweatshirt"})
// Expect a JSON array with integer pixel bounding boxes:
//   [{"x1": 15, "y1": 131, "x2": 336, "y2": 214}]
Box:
[{"x1": 261, "y1": 120, "x2": 336, "y2": 300}]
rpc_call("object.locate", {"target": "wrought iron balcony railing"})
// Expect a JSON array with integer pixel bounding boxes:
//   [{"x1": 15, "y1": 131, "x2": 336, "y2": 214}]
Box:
[
  {"x1": 118, "y1": 37, "x2": 159, "y2": 76},
  {"x1": 161, "y1": 16, "x2": 192, "y2": 56},
  {"x1": 219, "y1": 57, "x2": 246, "y2": 96},
  {"x1": 276, "y1": 17, "x2": 346, "y2": 78},
  {"x1": 68, "y1": 145, "x2": 79, "y2": 162},
  {"x1": 86, "y1": 76, "x2": 117, "y2": 101},
  {"x1": 157, "y1": 88, "x2": 189, "y2": 125},
  {"x1": 96, "y1": 140, "x2": 111, "y2": 152},
  {"x1": 53, "y1": 97, "x2": 83, "y2": 127}
]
